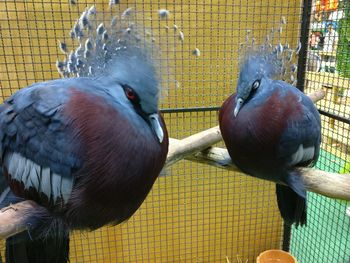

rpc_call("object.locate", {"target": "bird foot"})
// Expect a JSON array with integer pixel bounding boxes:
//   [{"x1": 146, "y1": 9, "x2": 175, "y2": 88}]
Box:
[{"x1": 0, "y1": 204, "x2": 18, "y2": 213}]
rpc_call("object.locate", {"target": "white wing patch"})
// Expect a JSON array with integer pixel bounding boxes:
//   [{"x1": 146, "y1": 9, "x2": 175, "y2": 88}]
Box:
[
  {"x1": 4, "y1": 152, "x2": 73, "y2": 203},
  {"x1": 289, "y1": 144, "x2": 315, "y2": 166}
]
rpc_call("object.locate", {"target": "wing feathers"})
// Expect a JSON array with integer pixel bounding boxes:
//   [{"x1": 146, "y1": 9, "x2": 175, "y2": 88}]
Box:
[
  {"x1": 289, "y1": 144, "x2": 315, "y2": 166},
  {"x1": 3, "y1": 152, "x2": 73, "y2": 204},
  {"x1": 28, "y1": 161, "x2": 40, "y2": 190},
  {"x1": 0, "y1": 81, "x2": 83, "y2": 178},
  {"x1": 51, "y1": 172, "x2": 62, "y2": 203},
  {"x1": 41, "y1": 166, "x2": 52, "y2": 200},
  {"x1": 61, "y1": 177, "x2": 73, "y2": 203}
]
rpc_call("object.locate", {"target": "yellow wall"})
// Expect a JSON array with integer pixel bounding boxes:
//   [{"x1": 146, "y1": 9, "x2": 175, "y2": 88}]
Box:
[
  {"x1": 0, "y1": 1, "x2": 302, "y2": 262},
  {"x1": 69, "y1": 163, "x2": 283, "y2": 262}
]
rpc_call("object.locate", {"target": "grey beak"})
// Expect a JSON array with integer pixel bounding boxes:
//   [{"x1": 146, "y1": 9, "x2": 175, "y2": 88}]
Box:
[
  {"x1": 149, "y1": 113, "x2": 164, "y2": 143},
  {"x1": 234, "y1": 98, "x2": 244, "y2": 117}
]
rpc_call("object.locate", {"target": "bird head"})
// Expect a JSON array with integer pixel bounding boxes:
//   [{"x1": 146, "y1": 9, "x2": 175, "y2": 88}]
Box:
[
  {"x1": 106, "y1": 47, "x2": 164, "y2": 143},
  {"x1": 57, "y1": 6, "x2": 166, "y2": 143},
  {"x1": 234, "y1": 54, "x2": 276, "y2": 117}
]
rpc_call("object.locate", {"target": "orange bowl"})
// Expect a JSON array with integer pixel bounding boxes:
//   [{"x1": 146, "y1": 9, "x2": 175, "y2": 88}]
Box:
[{"x1": 257, "y1": 249, "x2": 297, "y2": 263}]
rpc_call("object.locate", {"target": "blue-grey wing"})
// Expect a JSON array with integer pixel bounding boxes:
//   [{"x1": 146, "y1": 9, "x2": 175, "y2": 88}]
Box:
[
  {"x1": 278, "y1": 89, "x2": 321, "y2": 168},
  {"x1": 0, "y1": 79, "x2": 84, "y2": 204}
]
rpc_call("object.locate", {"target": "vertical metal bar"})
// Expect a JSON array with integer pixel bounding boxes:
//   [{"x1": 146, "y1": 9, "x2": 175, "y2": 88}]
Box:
[{"x1": 296, "y1": 0, "x2": 313, "y2": 92}]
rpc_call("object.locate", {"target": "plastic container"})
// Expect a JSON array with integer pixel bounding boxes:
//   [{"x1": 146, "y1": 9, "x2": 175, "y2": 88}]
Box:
[{"x1": 256, "y1": 249, "x2": 297, "y2": 263}]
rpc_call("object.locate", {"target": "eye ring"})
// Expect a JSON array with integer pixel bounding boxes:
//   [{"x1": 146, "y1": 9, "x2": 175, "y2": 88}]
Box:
[
  {"x1": 252, "y1": 80, "x2": 260, "y2": 90},
  {"x1": 124, "y1": 87, "x2": 136, "y2": 101}
]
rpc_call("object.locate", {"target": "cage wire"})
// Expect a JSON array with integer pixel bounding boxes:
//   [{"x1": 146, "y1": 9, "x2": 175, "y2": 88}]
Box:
[
  {"x1": 291, "y1": 1, "x2": 350, "y2": 263},
  {"x1": 0, "y1": 0, "x2": 349, "y2": 262}
]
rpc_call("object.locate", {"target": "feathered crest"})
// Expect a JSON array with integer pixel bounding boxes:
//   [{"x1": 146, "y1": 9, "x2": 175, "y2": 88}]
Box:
[
  {"x1": 55, "y1": 5, "x2": 191, "y2": 102},
  {"x1": 238, "y1": 16, "x2": 301, "y2": 86},
  {"x1": 56, "y1": 6, "x2": 159, "y2": 79}
]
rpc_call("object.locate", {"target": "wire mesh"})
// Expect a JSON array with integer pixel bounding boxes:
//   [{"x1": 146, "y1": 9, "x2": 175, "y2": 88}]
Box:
[
  {"x1": 292, "y1": 1, "x2": 350, "y2": 263},
  {"x1": 0, "y1": 0, "x2": 349, "y2": 262}
]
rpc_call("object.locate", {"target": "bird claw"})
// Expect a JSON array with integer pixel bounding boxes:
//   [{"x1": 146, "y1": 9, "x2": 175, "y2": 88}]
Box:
[{"x1": 0, "y1": 204, "x2": 18, "y2": 213}]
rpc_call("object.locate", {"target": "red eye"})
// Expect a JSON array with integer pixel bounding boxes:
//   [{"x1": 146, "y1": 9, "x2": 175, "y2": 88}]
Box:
[{"x1": 125, "y1": 88, "x2": 136, "y2": 100}]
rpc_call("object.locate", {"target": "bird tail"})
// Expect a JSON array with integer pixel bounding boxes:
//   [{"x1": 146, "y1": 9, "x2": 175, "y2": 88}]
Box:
[
  {"x1": 6, "y1": 232, "x2": 70, "y2": 263},
  {"x1": 276, "y1": 169, "x2": 307, "y2": 226},
  {"x1": 0, "y1": 188, "x2": 70, "y2": 263},
  {"x1": 276, "y1": 184, "x2": 306, "y2": 226}
]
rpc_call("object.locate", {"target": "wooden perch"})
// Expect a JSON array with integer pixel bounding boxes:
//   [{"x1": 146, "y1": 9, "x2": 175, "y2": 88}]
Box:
[
  {"x1": 183, "y1": 145, "x2": 350, "y2": 201},
  {"x1": 1, "y1": 88, "x2": 348, "y2": 241},
  {"x1": 0, "y1": 200, "x2": 39, "y2": 240},
  {"x1": 167, "y1": 125, "x2": 221, "y2": 166}
]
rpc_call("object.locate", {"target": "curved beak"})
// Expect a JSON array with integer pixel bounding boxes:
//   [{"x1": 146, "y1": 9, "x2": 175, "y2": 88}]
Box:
[
  {"x1": 149, "y1": 113, "x2": 164, "y2": 143},
  {"x1": 234, "y1": 98, "x2": 244, "y2": 117}
]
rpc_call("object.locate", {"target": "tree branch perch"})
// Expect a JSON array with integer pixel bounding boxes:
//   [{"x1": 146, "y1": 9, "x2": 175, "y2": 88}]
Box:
[
  {"x1": 181, "y1": 145, "x2": 350, "y2": 201},
  {"x1": 0, "y1": 200, "x2": 39, "y2": 240}
]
